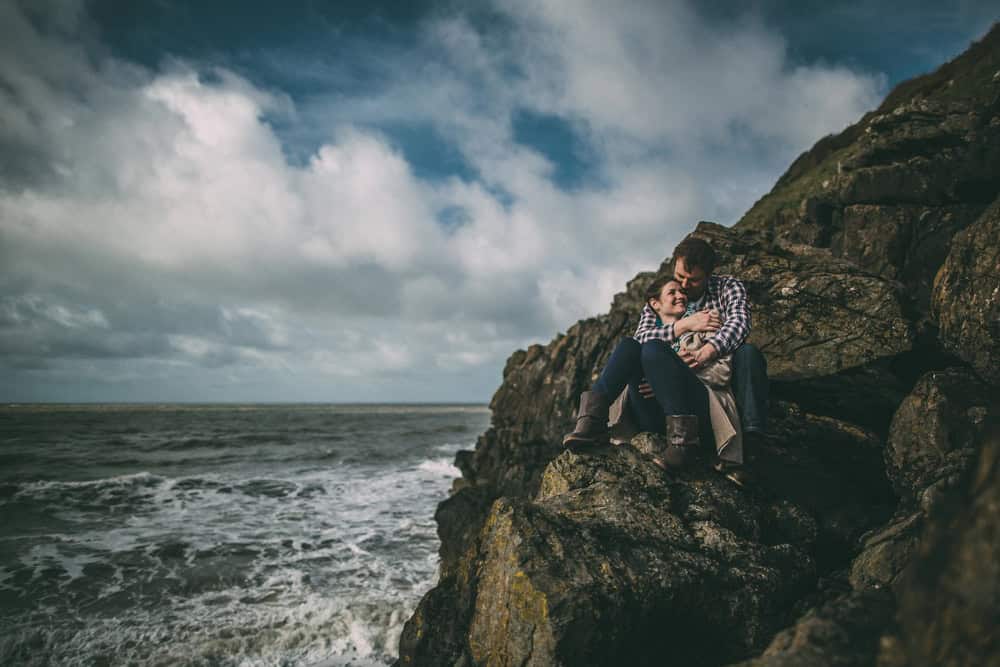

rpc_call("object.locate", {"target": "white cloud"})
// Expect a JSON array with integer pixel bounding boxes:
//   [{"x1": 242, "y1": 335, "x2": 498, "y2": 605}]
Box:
[{"x1": 0, "y1": 0, "x2": 887, "y2": 401}]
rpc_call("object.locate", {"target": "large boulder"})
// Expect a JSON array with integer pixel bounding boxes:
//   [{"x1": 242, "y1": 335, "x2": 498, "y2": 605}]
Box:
[
  {"x1": 849, "y1": 510, "x2": 923, "y2": 591},
  {"x1": 849, "y1": 367, "x2": 996, "y2": 591},
  {"x1": 883, "y1": 367, "x2": 995, "y2": 507},
  {"x1": 932, "y1": 196, "x2": 1000, "y2": 384},
  {"x1": 877, "y1": 422, "x2": 1000, "y2": 667},
  {"x1": 401, "y1": 445, "x2": 819, "y2": 666},
  {"x1": 754, "y1": 400, "x2": 893, "y2": 570},
  {"x1": 735, "y1": 589, "x2": 896, "y2": 667}
]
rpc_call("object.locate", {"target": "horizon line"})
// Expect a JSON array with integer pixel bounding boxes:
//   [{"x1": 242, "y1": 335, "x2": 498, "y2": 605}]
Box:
[{"x1": 0, "y1": 400, "x2": 491, "y2": 407}]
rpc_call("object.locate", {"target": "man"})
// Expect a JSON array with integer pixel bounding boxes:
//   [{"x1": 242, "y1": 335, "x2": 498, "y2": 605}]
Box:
[{"x1": 634, "y1": 236, "x2": 768, "y2": 486}]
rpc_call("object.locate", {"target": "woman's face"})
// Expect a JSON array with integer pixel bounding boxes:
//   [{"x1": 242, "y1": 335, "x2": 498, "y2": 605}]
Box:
[{"x1": 651, "y1": 280, "x2": 687, "y2": 319}]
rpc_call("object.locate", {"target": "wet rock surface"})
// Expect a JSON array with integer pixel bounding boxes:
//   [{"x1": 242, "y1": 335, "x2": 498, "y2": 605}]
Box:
[{"x1": 396, "y1": 24, "x2": 1000, "y2": 667}]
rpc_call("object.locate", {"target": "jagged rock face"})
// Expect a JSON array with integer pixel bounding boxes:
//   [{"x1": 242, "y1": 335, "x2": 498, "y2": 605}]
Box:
[
  {"x1": 738, "y1": 368, "x2": 999, "y2": 664},
  {"x1": 849, "y1": 510, "x2": 922, "y2": 590},
  {"x1": 932, "y1": 196, "x2": 1000, "y2": 383},
  {"x1": 736, "y1": 26, "x2": 1000, "y2": 318},
  {"x1": 841, "y1": 367, "x2": 998, "y2": 651},
  {"x1": 735, "y1": 589, "x2": 896, "y2": 667},
  {"x1": 883, "y1": 368, "x2": 995, "y2": 507},
  {"x1": 878, "y1": 423, "x2": 1000, "y2": 667},
  {"x1": 754, "y1": 401, "x2": 893, "y2": 570},
  {"x1": 837, "y1": 203, "x2": 981, "y2": 310},
  {"x1": 399, "y1": 399, "x2": 898, "y2": 666},
  {"x1": 406, "y1": 446, "x2": 820, "y2": 666}
]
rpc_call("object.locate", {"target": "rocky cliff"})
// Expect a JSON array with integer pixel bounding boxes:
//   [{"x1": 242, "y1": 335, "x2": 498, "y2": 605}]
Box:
[{"x1": 396, "y1": 25, "x2": 1000, "y2": 667}]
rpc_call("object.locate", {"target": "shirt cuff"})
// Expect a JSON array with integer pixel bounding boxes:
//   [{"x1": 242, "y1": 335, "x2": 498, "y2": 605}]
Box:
[{"x1": 705, "y1": 338, "x2": 723, "y2": 356}]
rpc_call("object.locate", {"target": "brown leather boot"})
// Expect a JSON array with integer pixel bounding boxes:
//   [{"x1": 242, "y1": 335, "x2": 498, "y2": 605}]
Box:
[
  {"x1": 562, "y1": 391, "x2": 611, "y2": 449},
  {"x1": 653, "y1": 414, "x2": 699, "y2": 469}
]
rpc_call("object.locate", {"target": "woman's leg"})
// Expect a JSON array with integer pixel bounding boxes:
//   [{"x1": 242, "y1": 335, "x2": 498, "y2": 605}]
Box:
[
  {"x1": 592, "y1": 338, "x2": 643, "y2": 399},
  {"x1": 564, "y1": 338, "x2": 644, "y2": 448},
  {"x1": 639, "y1": 341, "x2": 711, "y2": 445},
  {"x1": 627, "y1": 381, "x2": 667, "y2": 434}
]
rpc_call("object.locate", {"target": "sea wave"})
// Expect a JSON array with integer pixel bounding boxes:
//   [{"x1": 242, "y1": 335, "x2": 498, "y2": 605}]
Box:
[
  {"x1": 416, "y1": 458, "x2": 462, "y2": 477},
  {"x1": 0, "y1": 404, "x2": 491, "y2": 665}
]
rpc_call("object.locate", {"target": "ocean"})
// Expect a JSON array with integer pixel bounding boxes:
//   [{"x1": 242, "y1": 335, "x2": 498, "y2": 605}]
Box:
[{"x1": 0, "y1": 403, "x2": 491, "y2": 666}]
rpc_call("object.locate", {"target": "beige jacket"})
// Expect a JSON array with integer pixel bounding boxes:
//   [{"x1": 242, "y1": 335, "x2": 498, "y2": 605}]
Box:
[{"x1": 608, "y1": 333, "x2": 743, "y2": 464}]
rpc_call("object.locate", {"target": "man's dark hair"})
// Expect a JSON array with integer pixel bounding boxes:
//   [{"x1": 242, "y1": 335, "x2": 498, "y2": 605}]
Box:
[{"x1": 672, "y1": 236, "x2": 717, "y2": 273}]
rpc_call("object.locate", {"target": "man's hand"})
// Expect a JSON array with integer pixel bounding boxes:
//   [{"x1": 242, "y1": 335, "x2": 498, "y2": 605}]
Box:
[
  {"x1": 679, "y1": 309, "x2": 721, "y2": 334},
  {"x1": 694, "y1": 344, "x2": 719, "y2": 368},
  {"x1": 687, "y1": 344, "x2": 719, "y2": 369},
  {"x1": 638, "y1": 380, "x2": 655, "y2": 399}
]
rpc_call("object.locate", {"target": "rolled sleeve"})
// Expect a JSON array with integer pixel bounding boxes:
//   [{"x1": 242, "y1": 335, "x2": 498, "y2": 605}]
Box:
[{"x1": 705, "y1": 277, "x2": 750, "y2": 357}]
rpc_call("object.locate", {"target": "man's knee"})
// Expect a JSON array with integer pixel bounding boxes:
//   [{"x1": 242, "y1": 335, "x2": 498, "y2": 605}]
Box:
[{"x1": 734, "y1": 343, "x2": 767, "y2": 372}]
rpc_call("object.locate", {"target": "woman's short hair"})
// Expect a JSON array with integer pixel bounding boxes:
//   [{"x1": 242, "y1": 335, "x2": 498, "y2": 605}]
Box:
[{"x1": 673, "y1": 237, "x2": 717, "y2": 273}]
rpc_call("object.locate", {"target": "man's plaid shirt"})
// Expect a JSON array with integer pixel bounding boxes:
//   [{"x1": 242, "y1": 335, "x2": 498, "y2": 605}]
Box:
[{"x1": 633, "y1": 274, "x2": 751, "y2": 357}]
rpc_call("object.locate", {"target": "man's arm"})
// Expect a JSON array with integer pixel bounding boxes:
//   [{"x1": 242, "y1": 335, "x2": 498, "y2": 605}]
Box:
[
  {"x1": 633, "y1": 303, "x2": 676, "y2": 344},
  {"x1": 704, "y1": 277, "x2": 751, "y2": 357}
]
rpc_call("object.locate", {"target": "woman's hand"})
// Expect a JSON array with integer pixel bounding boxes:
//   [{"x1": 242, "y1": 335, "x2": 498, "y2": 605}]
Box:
[{"x1": 677, "y1": 309, "x2": 721, "y2": 335}]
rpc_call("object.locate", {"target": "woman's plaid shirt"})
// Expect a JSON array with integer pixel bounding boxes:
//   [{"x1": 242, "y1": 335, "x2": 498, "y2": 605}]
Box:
[{"x1": 633, "y1": 274, "x2": 751, "y2": 357}]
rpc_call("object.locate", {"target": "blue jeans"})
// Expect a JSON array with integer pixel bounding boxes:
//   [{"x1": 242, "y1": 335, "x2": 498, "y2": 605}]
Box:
[
  {"x1": 593, "y1": 338, "x2": 710, "y2": 439},
  {"x1": 593, "y1": 338, "x2": 769, "y2": 440},
  {"x1": 731, "y1": 343, "x2": 769, "y2": 433}
]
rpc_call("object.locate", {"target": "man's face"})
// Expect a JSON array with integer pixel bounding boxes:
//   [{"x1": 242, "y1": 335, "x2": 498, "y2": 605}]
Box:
[{"x1": 673, "y1": 257, "x2": 709, "y2": 300}]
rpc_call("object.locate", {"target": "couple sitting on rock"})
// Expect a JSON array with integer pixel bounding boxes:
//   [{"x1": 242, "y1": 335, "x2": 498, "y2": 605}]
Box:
[{"x1": 563, "y1": 236, "x2": 768, "y2": 488}]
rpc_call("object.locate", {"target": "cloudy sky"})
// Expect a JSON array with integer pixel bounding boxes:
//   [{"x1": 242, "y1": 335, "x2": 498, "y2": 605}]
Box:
[{"x1": 0, "y1": 0, "x2": 994, "y2": 403}]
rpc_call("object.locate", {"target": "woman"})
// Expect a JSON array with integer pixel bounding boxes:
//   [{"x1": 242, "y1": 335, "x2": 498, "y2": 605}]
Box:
[{"x1": 563, "y1": 276, "x2": 717, "y2": 468}]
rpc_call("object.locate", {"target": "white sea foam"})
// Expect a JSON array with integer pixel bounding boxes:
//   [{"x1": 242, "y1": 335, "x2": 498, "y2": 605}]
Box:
[
  {"x1": 2, "y1": 455, "x2": 466, "y2": 665},
  {"x1": 434, "y1": 441, "x2": 469, "y2": 451},
  {"x1": 416, "y1": 457, "x2": 462, "y2": 477},
  {"x1": 15, "y1": 471, "x2": 162, "y2": 493},
  {"x1": 0, "y1": 405, "x2": 491, "y2": 666}
]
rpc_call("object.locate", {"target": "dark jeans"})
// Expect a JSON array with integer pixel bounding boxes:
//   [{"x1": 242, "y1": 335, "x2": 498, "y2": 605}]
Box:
[
  {"x1": 593, "y1": 338, "x2": 769, "y2": 438},
  {"x1": 731, "y1": 343, "x2": 768, "y2": 434},
  {"x1": 593, "y1": 338, "x2": 709, "y2": 439}
]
